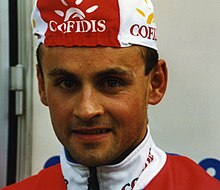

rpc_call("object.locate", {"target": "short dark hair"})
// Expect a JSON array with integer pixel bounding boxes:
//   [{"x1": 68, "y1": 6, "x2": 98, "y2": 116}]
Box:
[
  {"x1": 36, "y1": 45, "x2": 158, "y2": 76},
  {"x1": 142, "y1": 47, "x2": 158, "y2": 75},
  {"x1": 36, "y1": 44, "x2": 43, "y2": 75}
]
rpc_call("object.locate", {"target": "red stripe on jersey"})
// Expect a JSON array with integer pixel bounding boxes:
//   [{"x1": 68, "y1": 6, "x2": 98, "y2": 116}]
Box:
[{"x1": 145, "y1": 154, "x2": 220, "y2": 190}]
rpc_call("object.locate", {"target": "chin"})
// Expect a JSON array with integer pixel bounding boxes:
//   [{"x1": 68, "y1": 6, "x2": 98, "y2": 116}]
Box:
[{"x1": 74, "y1": 151, "x2": 115, "y2": 167}]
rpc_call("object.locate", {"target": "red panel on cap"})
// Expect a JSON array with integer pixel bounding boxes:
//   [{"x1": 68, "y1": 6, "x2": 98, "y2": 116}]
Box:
[{"x1": 37, "y1": 0, "x2": 121, "y2": 47}]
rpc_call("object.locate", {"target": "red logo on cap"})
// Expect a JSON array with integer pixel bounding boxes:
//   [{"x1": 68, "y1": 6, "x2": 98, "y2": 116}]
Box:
[
  {"x1": 48, "y1": 0, "x2": 106, "y2": 34},
  {"x1": 37, "y1": 0, "x2": 120, "y2": 47}
]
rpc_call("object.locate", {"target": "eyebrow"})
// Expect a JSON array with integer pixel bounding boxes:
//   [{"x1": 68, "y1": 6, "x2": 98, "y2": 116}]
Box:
[
  {"x1": 95, "y1": 67, "x2": 135, "y2": 79},
  {"x1": 47, "y1": 67, "x2": 135, "y2": 79},
  {"x1": 48, "y1": 68, "x2": 76, "y2": 78}
]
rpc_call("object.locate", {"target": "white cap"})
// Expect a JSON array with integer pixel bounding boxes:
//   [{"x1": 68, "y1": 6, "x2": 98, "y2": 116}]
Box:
[{"x1": 31, "y1": 0, "x2": 157, "y2": 50}]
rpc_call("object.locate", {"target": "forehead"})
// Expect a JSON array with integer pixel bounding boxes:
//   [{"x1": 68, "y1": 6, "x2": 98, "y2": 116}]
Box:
[{"x1": 39, "y1": 45, "x2": 146, "y2": 73}]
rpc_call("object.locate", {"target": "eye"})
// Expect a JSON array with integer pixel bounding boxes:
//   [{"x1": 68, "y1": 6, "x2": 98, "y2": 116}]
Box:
[
  {"x1": 106, "y1": 79, "x2": 122, "y2": 88},
  {"x1": 97, "y1": 77, "x2": 125, "y2": 93},
  {"x1": 58, "y1": 78, "x2": 80, "y2": 91}
]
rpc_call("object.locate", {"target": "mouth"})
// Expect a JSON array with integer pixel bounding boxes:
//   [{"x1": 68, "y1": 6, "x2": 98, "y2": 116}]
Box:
[
  {"x1": 73, "y1": 128, "x2": 112, "y2": 135},
  {"x1": 72, "y1": 128, "x2": 112, "y2": 143}
]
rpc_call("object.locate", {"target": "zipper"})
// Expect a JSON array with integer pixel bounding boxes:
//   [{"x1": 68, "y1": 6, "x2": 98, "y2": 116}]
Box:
[{"x1": 88, "y1": 168, "x2": 100, "y2": 190}]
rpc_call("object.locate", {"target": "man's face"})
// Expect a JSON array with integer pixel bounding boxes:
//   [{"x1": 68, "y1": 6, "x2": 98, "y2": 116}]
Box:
[{"x1": 38, "y1": 46, "x2": 156, "y2": 167}]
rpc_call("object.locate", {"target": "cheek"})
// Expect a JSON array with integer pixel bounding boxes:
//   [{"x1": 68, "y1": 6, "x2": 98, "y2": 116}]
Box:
[
  {"x1": 46, "y1": 92, "x2": 72, "y2": 126},
  {"x1": 109, "y1": 94, "x2": 147, "y2": 133},
  {"x1": 47, "y1": 96, "x2": 73, "y2": 144},
  {"x1": 109, "y1": 96, "x2": 147, "y2": 154},
  {"x1": 46, "y1": 85, "x2": 71, "y2": 111}
]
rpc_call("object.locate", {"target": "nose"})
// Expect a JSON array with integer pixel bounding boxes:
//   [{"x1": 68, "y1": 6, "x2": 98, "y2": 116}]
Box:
[{"x1": 73, "y1": 85, "x2": 104, "y2": 121}]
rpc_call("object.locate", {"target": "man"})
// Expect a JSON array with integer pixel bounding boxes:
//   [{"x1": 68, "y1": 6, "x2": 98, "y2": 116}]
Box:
[{"x1": 3, "y1": 0, "x2": 220, "y2": 189}]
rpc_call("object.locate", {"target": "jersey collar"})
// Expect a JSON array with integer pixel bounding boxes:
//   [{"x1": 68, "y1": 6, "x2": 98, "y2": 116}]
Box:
[{"x1": 60, "y1": 127, "x2": 167, "y2": 190}]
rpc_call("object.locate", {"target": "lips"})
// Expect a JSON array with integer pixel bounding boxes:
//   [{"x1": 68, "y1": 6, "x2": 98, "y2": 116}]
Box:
[
  {"x1": 73, "y1": 129, "x2": 112, "y2": 135},
  {"x1": 72, "y1": 128, "x2": 112, "y2": 143}
]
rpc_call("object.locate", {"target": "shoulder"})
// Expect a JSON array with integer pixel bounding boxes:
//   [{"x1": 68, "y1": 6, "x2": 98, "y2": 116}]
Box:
[
  {"x1": 166, "y1": 154, "x2": 218, "y2": 181},
  {"x1": 2, "y1": 164, "x2": 66, "y2": 190},
  {"x1": 146, "y1": 154, "x2": 220, "y2": 190}
]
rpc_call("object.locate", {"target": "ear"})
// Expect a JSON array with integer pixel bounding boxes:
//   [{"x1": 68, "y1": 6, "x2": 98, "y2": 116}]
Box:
[
  {"x1": 148, "y1": 59, "x2": 168, "y2": 105},
  {"x1": 36, "y1": 64, "x2": 48, "y2": 106}
]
